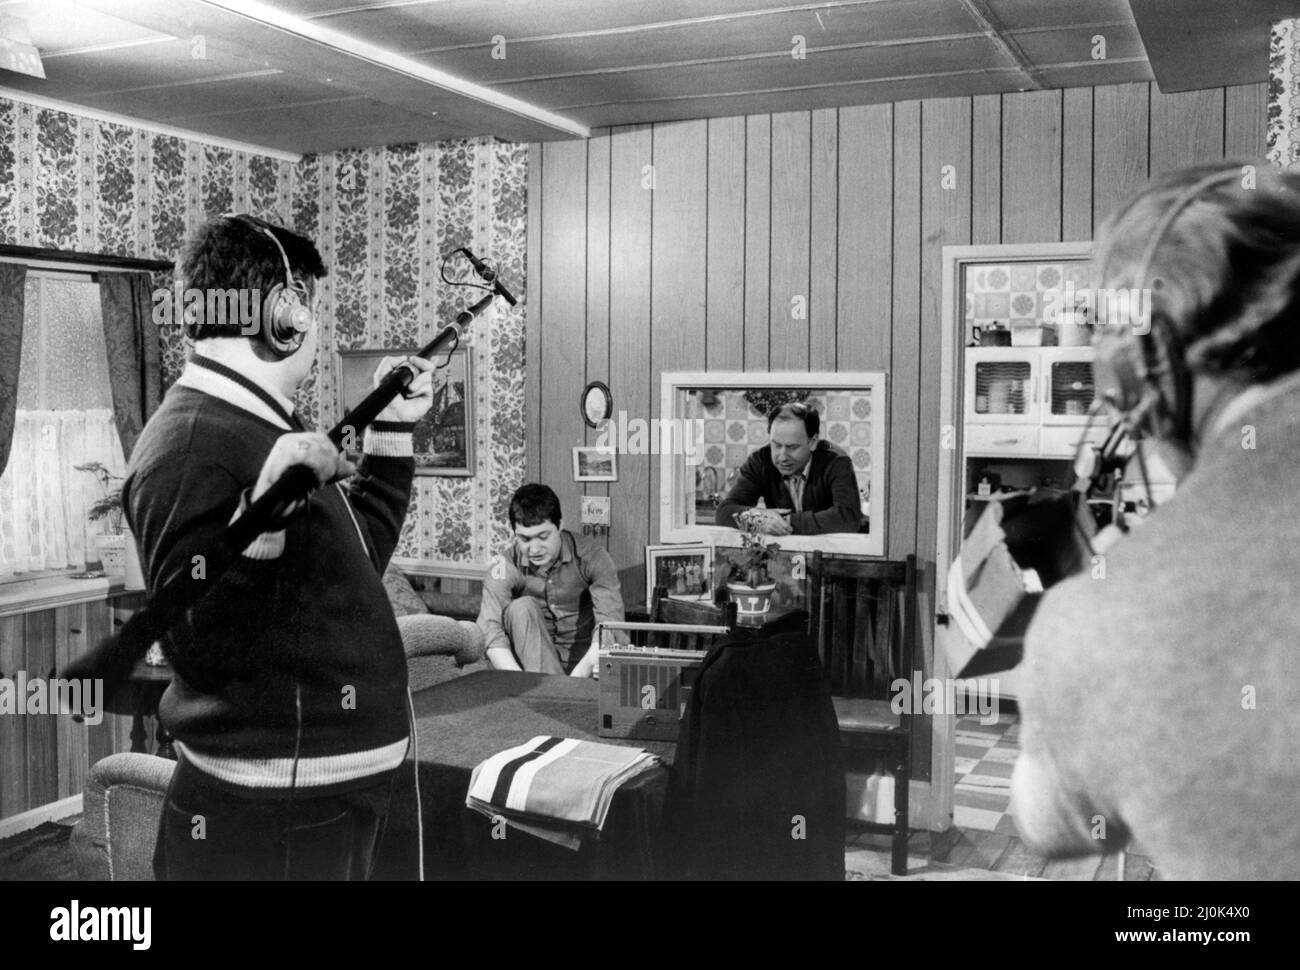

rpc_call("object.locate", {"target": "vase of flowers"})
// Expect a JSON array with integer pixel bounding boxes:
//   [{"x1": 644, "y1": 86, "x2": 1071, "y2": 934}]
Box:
[
  {"x1": 75, "y1": 461, "x2": 144, "y2": 588},
  {"x1": 716, "y1": 509, "x2": 781, "y2": 618}
]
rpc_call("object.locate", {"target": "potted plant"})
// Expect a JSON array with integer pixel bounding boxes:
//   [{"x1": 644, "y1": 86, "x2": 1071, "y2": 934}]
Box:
[
  {"x1": 714, "y1": 509, "x2": 782, "y2": 618},
  {"x1": 75, "y1": 461, "x2": 144, "y2": 588}
]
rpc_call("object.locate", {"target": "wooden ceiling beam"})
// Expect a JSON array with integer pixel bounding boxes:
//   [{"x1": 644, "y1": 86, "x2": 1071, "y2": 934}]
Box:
[
  {"x1": 957, "y1": 0, "x2": 1043, "y2": 92},
  {"x1": 1130, "y1": 0, "x2": 1294, "y2": 92},
  {"x1": 77, "y1": 0, "x2": 589, "y2": 140}
]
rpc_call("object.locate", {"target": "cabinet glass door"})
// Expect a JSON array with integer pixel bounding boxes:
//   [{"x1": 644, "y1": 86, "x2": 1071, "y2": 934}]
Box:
[
  {"x1": 966, "y1": 348, "x2": 1039, "y2": 424},
  {"x1": 1042, "y1": 349, "x2": 1096, "y2": 426}
]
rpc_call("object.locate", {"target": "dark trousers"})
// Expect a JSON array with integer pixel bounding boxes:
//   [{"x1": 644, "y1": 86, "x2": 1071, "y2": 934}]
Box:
[{"x1": 154, "y1": 752, "x2": 394, "y2": 881}]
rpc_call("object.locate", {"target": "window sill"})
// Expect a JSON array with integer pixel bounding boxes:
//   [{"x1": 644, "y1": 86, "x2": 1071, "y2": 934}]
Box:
[{"x1": 0, "y1": 574, "x2": 131, "y2": 618}]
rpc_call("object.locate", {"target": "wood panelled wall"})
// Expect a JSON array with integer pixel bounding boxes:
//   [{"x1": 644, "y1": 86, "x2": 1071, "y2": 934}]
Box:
[
  {"x1": 525, "y1": 82, "x2": 1267, "y2": 605},
  {"x1": 0, "y1": 595, "x2": 141, "y2": 820}
]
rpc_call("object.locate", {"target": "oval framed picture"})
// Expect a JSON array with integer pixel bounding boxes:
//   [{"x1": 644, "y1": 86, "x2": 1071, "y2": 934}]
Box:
[{"x1": 580, "y1": 381, "x2": 613, "y2": 428}]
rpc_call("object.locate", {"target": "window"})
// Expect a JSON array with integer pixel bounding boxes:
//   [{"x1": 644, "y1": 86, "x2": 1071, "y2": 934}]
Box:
[{"x1": 0, "y1": 270, "x2": 127, "y2": 582}]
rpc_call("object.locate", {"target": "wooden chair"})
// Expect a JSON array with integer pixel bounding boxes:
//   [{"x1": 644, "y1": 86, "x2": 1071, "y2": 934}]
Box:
[{"x1": 807, "y1": 552, "x2": 919, "y2": 875}]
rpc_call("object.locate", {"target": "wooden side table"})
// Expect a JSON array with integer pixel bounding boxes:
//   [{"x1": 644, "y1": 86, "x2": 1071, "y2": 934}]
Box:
[{"x1": 104, "y1": 661, "x2": 174, "y2": 759}]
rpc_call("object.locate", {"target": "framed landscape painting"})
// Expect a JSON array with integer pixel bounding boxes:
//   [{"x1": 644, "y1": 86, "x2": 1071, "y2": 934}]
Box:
[{"x1": 336, "y1": 348, "x2": 474, "y2": 476}]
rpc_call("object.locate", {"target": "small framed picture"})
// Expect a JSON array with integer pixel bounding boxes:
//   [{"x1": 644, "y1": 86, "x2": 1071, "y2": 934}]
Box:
[
  {"x1": 645, "y1": 544, "x2": 714, "y2": 606},
  {"x1": 573, "y1": 445, "x2": 617, "y2": 482}
]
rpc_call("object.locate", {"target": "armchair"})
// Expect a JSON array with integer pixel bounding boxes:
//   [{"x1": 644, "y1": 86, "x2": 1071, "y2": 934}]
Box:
[{"x1": 71, "y1": 753, "x2": 175, "y2": 881}]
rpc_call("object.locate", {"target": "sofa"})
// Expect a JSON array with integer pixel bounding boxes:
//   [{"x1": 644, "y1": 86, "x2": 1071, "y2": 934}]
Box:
[{"x1": 382, "y1": 565, "x2": 489, "y2": 691}]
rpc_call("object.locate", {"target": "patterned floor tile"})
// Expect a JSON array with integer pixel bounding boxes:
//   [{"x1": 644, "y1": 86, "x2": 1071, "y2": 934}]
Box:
[
  {"x1": 958, "y1": 720, "x2": 1007, "y2": 735},
  {"x1": 954, "y1": 788, "x2": 1014, "y2": 812},
  {"x1": 970, "y1": 759, "x2": 1015, "y2": 778},
  {"x1": 995, "y1": 814, "x2": 1022, "y2": 837},
  {"x1": 981, "y1": 745, "x2": 1020, "y2": 764},
  {"x1": 958, "y1": 772, "x2": 1012, "y2": 791},
  {"x1": 953, "y1": 805, "x2": 1004, "y2": 832},
  {"x1": 847, "y1": 711, "x2": 1047, "y2": 875}
]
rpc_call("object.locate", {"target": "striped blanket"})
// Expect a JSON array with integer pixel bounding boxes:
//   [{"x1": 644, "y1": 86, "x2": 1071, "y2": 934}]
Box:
[{"x1": 466, "y1": 736, "x2": 659, "y2": 849}]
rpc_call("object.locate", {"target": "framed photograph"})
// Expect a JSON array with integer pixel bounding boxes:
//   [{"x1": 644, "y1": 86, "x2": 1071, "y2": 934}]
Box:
[
  {"x1": 645, "y1": 544, "x2": 714, "y2": 606},
  {"x1": 572, "y1": 445, "x2": 617, "y2": 482},
  {"x1": 336, "y1": 347, "x2": 474, "y2": 476}
]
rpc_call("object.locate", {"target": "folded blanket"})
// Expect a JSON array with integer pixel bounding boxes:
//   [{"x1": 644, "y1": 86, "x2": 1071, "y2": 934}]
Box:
[{"x1": 466, "y1": 736, "x2": 659, "y2": 850}]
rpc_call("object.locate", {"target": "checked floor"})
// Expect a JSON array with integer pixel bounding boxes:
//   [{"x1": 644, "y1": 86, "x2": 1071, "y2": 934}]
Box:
[{"x1": 844, "y1": 711, "x2": 1158, "y2": 881}]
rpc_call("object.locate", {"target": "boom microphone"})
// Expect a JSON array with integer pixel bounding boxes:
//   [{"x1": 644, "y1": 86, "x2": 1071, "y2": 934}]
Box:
[{"x1": 460, "y1": 247, "x2": 518, "y2": 306}]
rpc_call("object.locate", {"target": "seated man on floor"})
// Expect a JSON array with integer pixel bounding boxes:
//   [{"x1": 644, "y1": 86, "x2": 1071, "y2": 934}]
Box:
[
  {"x1": 478, "y1": 483, "x2": 623, "y2": 677},
  {"x1": 716, "y1": 402, "x2": 865, "y2": 536}
]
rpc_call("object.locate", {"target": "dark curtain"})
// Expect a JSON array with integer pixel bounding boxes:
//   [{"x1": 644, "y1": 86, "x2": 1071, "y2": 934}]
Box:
[
  {"x1": 99, "y1": 271, "x2": 162, "y2": 459},
  {"x1": 0, "y1": 262, "x2": 27, "y2": 477}
]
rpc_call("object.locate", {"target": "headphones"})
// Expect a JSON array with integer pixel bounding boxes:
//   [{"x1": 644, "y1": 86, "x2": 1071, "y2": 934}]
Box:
[
  {"x1": 1092, "y1": 169, "x2": 1245, "y2": 446},
  {"x1": 223, "y1": 212, "x2": 314, "y2": 358},
  {"x1": 1093, "y1": 305, "x2": 1192, "y2": 444}
]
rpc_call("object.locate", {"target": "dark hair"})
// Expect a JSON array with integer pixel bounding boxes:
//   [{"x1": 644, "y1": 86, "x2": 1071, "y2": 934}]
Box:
[
  {"x1": 767, "y1": 401, "x2": 820, "y2": 438},
  {"x1": 508, "y1": 483, "x2": 562, "y2": 529},
  {"x1": 1095, "y1": 162, "x2": 1300, "y2": 382},
  {"x1": 179, "y1": 213, "x2": 326, "y2": 340}
]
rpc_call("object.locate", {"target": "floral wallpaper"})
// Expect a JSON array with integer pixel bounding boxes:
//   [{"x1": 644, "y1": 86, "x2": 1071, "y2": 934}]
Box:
[
  {"x1": 0, "y1": 100, "x2": 292, "y2": 259},
  {"x1": 302, "y1": 139, "x2": 529, "y2": 563},
  {"x1": 0, "y1": 98, "x2": 294, "y2": 385},
  {"x1": 0, "y1": 94, "x2": 527, "y2": 565},
  {"x1": 1268, "y1": 19, "x2": 1300, "y2": 171}
]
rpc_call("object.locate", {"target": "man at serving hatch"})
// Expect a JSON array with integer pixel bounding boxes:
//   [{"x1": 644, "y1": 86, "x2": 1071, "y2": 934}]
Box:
[{"x1": 716, "y1": 402, "x2": 864, "y2": 536}]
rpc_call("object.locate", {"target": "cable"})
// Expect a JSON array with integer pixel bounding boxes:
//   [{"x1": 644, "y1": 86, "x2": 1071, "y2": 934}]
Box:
[
  {"x1": 1132, "y1": 434, "x2": 1156, "y2": 517},
  {"x1": 407, "y1": 685, "x2": 424, "y2": 881},
  {"x1": 430, "y1": 250, "x2": 480, "y2": 373},
  {"x1": 283, "y1": 449, "x2": 311, "y2": 881},
  {"x1": 284, "y1": 681, "x2": 302, "y2": 880},
  {"x1": 282, "y1": 490, "x2": 308, "y2": 880},
  {"x1": 1110, "y1": 467, "x2": 1125, "y2": 532},
  {"x1": 439, "y1": 250, "x2": 494, "y2": 293},
  {"x1": 1067, "y1": 399, "x2": 1106, "y2": 489},
  {"x1": 1065, "y1": 401, "x2": 1108, "y2": 554},
  {"x1": 432, "y1": 331, "x2": 459, "y2": 370}
]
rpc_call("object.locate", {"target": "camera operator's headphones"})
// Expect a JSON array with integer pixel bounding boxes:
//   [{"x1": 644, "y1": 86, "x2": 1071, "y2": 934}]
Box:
[
  {"x1": 1092, "y1": 169, "x2": 1244, "y2": 446},
  {"x1": 222, "y1": 212, "x2": 313, "y2": 358}
]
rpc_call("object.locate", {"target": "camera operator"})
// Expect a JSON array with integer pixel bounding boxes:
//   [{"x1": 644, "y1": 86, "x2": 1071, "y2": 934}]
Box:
[{"x1": 1010, "y1": 162, "x2": 1300, "y2": 880}]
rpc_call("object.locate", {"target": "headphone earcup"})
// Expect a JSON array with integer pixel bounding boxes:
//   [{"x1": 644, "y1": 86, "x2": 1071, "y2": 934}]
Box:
[
  {"x1": 262, "y1": 284, "x2": 311, "y2": 357},
  {"x1": 1143, "y1": 317, "x2": 1191, "y2": 442},
  {"x1": 1094, "y1": 322, "x2": 1189, "y2": 441}
]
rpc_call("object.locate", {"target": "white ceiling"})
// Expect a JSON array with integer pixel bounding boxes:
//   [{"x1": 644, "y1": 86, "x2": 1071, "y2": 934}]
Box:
[{"x1": 0, "y1": 0, "x2": 1279, "y2": 155}]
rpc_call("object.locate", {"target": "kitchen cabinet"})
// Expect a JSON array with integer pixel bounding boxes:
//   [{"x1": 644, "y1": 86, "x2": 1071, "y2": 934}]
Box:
[{"x1": 964, "y1": 347, "x2": 1109, "y2": 460}]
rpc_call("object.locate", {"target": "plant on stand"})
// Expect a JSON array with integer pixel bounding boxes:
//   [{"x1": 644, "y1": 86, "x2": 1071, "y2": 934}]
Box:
[
  {"x1": 76, "y1": 461, "x2": 124, "y2": 533},
  {"x1": 74, "y1": 461, "x2": 141, "y2": 587},
  {"x1": 713, "y1": 509, "x2": 781, "y2": 619}
]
